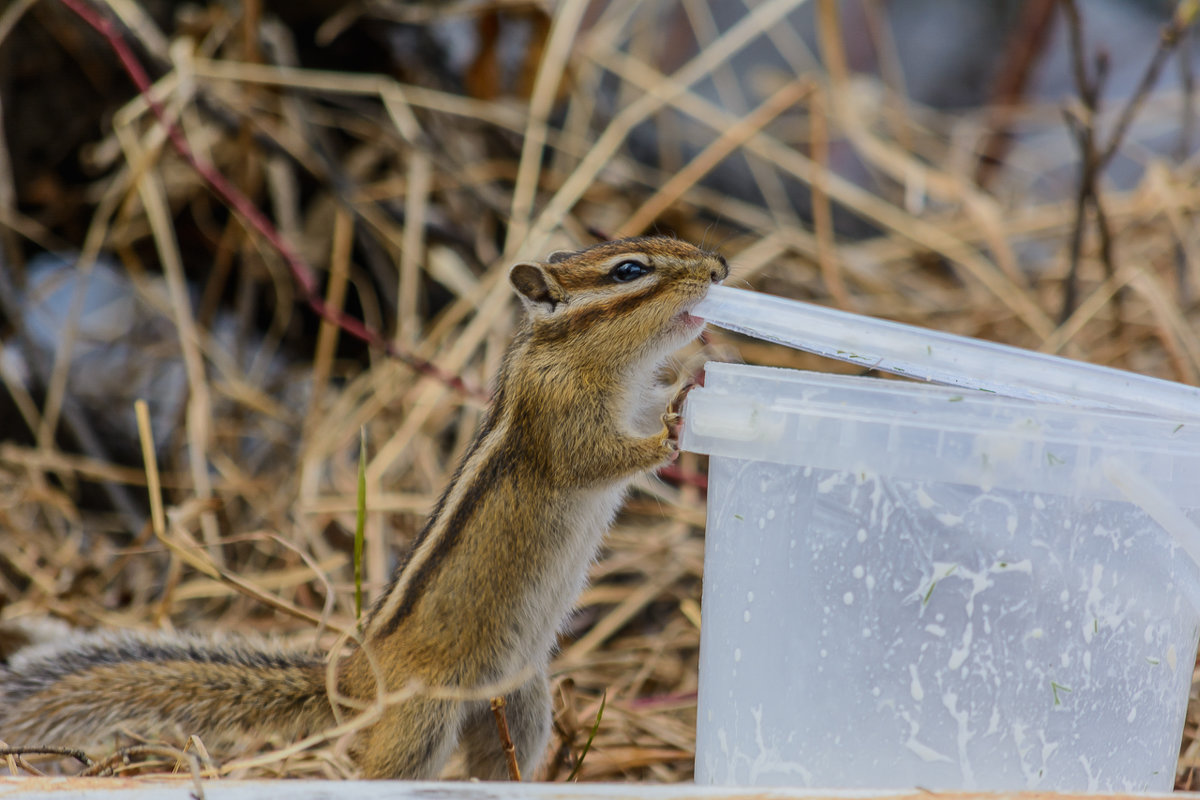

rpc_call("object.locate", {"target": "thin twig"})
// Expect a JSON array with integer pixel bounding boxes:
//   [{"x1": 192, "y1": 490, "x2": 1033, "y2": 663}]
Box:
[
  {"x1": 489, "y1": 696, "x2": 521, "y2": 781},
  {"x1": 974, "y1": 0, "x2": 1057, "y2": 186},
  {"x1": 1095, "y1": 12, "x2": 1190, "y2": 168},
  {"x1": 0, "y1": 746, "x2": 95, "y2": 767},
  {"x1": 1058, "y1": 0, "x2": 1197, "y2": 320},
  {"x1": 80, "y1": 743, "x2": 202, "y2": 780}
]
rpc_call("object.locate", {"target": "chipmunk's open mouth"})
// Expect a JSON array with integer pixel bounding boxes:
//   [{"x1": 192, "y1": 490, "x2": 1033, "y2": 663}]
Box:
[
  {"x1": 674, "y1": 303, "x2": 707, "y2": 330},
  {"x1": 674, "y1": 283, "x2": 716, "y2": 331}
]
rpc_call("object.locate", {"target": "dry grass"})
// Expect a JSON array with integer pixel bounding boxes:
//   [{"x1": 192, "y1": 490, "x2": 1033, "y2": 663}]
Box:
[{"x1": 1, "y1": 0, "x2": 1199, "y2": 786}]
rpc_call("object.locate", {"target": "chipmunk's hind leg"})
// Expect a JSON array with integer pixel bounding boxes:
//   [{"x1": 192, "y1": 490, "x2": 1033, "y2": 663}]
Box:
[
  {"x1": 357, "y1": 695, "x2": 464, "y2": 779},
  {"x1": 459, "y1": 671, "x2": 551, "y2": 780}
]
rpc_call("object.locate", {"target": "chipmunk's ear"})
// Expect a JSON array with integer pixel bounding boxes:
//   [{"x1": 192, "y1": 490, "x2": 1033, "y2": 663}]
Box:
[
  {"x1": 510, "y1": 262, "x2": 566, "y2": 312},
  {"x1": 546, "y1": 249, "x2": 576, "y2": 264}
]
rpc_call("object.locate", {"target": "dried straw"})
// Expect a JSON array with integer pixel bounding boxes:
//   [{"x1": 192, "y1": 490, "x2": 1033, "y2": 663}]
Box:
[{"x1": 1, "y1": 0, "x2": 1198, "y2": 786}]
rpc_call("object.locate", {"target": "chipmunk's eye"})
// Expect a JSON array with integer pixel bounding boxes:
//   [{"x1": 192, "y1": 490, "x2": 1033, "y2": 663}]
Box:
[{"x1": 610, "y1": 260, "x2": 650, "y2": 282}]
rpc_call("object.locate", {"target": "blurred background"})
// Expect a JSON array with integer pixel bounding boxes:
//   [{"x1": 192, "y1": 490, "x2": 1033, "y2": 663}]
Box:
[{"x1": 0, "y1": 0, "x2": 1198, "y2": 783}]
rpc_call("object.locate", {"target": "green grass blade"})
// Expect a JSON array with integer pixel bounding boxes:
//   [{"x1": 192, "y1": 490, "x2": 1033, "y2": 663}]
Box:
[{"x1": 566, "y1": 689, "x2": 606, "y2": 782}]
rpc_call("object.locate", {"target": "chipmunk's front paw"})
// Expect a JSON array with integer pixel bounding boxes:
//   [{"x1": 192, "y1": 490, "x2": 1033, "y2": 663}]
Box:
[
  {"x1": 659, "y1": 411, "x2": 682, "y2": 461},
  {"x1": 668, "y1": 381, "x2": 697, "y2": 416}
]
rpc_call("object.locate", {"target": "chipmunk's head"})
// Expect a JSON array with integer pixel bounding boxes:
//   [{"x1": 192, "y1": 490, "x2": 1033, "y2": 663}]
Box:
[{"x1": 509, "y1": 236, "x2": 727, "y2": 366}]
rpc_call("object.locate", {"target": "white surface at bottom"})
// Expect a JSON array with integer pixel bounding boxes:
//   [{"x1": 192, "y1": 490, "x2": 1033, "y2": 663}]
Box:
[{"x1": 0, "y1": 778, "x2": 1018, "y2": 800}]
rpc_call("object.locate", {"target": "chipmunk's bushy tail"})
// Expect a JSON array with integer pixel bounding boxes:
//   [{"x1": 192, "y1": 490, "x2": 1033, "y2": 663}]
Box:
[{"x1": 0, "y1": 627, "x2": 336, "y2": 749}]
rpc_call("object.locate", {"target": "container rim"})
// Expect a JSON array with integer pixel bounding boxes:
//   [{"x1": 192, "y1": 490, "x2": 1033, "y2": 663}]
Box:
[
  {"x1": 694, "y1": 286, "x2": 1200, "y2": 420},
  {"x1": 690, "y1": 362, "x2": 1199, "y2": 457}
]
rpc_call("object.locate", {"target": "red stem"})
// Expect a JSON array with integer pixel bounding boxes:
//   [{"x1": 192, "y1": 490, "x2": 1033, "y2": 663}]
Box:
[{"x1": 58, "y1": 0, "x2": 483, "y2": 400}]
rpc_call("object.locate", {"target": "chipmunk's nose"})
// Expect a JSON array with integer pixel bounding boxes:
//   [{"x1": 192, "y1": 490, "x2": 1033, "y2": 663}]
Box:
[{"x1": 711, "y1": 254, "x2": 729, "y2": 283}]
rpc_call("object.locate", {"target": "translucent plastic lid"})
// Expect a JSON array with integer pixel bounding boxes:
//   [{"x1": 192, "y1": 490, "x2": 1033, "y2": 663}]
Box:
[
  {"x1": 682, "y1": 362, "x2": 1200, "y2": 506},
  {"x1": 693, "y1": 286, "x2": 1200, "y2": 419}
]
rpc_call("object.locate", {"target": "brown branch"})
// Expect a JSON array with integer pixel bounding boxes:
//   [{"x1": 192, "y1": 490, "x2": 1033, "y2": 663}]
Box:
[
  {"x1": 0, "y1": 746, "x2": 94, "y2": 768},
  {"x1": 1095, "y1": 17, "x2": 1187, "y2": 168},
  {"x1": 57, "y1": 0, "x2": 485, "y2": 401},
  {"x1": 1061, "y1": 0, "x2": 1097, "y2": 108},
  {"x1": 1057, "y1": 0, "x2": 1195, "y2": 322},
  {"x1": 489, "y1": 696, "x2": 521, "y2": 781},
  {"x1": 975, "y1": 0, "x2": 1058, "y2": 187}
]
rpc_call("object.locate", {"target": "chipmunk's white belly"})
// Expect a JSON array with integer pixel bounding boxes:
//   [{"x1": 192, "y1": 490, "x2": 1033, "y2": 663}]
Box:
[{"x1": 516, "y1": 481, "x2": 630, "y2": 667}]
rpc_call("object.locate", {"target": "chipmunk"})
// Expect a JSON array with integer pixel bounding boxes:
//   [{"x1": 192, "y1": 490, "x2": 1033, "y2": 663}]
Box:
[{"x1": 0, "y1": 236, "x2": 728, "y2": 780}]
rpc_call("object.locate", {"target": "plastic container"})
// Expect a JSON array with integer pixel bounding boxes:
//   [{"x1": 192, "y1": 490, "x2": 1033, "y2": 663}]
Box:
[
  {"x1": 683, "y1": 362, "x2": 1200, "y2": 791},
  {"x1": 692, "y1": 285, "x2": 1200, "y2": 419}
]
